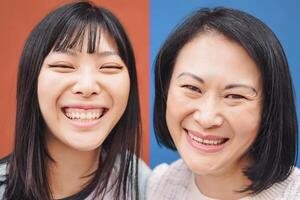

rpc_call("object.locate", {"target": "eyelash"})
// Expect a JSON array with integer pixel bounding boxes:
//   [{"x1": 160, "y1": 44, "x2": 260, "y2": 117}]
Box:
[
  {"x1": 225, "y1": 94, "x2": 247, "y2": 100},
  {"x1": 48, "y1": 64, "x2": 74, "y2": 69},
  {"x1": 48, "y1": 64, "x2": 123, "y2": 70},
  {"x1": 180, "y1": 84, "x2": 247, "y2": 100},
  {"x1": 100, "y1": 65, "x2": 123, "y2": 70},
  {"x1": 181, "y1": 85, "x2": 202, "y2": 93}
]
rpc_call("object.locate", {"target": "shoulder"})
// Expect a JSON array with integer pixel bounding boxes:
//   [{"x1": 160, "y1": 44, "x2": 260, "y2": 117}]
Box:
[
  {"x1": 81, "y1": 157, "x2": 151, "y2": 200},
  {"x1": 0, "y1": 156, "x2": 9, "y2": 181},
  {"x1": 138, "y1": 159, "x2": 151, "y2": 200},
  {"x1": 148, "y1": 159, "x2": 191, "y2": 185},
  {"x1": 254, "y1": 167, "x2": 300, "y2": 199},
  {"x1": 146, "y1": 159, "x2": 192, "y2": 200},
  {"x1": 111, "y1": 155, "x2": 151, "y2": 200},
  {"x1": 0, "y1": 156, "x2": 9, "y2": 199},
  {"x1": 280, "y1": 167, "x2": 300, "y2": 198}
]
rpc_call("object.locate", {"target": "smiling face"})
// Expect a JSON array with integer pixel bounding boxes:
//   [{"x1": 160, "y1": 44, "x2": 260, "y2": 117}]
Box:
[
  {"x1": 166, "y1": 32, "x2": 262, "y2": 176},
  {"x1": 37, "y1": 31, "x2": 130, "y2": 152}
]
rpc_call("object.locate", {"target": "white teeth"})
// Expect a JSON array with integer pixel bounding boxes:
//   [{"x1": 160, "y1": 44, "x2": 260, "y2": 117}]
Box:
[
  {"x1": 64, "y1": 108, "x2": 105, "y2": 120},
  {"x1": 188, "y1": 133, "x2": 224, "y2": 145}
]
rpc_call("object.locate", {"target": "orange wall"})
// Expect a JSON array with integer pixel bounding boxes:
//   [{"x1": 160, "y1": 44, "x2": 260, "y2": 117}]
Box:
[{"x1": 0, "y1": 0, "x2": 149, "y2": 163}]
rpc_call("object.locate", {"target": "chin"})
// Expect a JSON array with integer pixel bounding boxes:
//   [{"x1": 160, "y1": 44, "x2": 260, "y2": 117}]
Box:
[
  {"x1": 63, "y1": 136, "x2": 103, "y2": 152},
  {"x1": 69, "y1": 143, "x2": 101, "y2": 152},
  {"x1": 180, "y1": 151, "x2": 222, "y2": 176}
]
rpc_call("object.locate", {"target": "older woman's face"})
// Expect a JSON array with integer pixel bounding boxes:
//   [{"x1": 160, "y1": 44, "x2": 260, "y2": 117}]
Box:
[{"x1": 166, "y1": 33, "x2": 262, "y2": 176}]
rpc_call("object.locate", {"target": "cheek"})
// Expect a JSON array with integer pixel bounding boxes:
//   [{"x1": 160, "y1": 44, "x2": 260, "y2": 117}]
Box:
[
  {"x1": 167, "y1": 85, "x2": 196, "y2": 114},
  {"x1": 166, "y1": 87, "x2": 193, "y2": 138},
  {"x1": 37, "y1": 71, "x2": 64, "y2": 106},
  {"x1": 37, "y1": 71, "x2": 55, "y2": 109},
  {"x1": 37, "y1": 71, "x2": 70, "y2": 124},
  {"x1": 103, "y1": 73, "x2": 130, "y2": 110},
  {"x1": 166, "y1": 88, "x2": 181, "y2": 127},
  {"x1": 228, "y1": 103, "x2": 261, "y2": 141}
]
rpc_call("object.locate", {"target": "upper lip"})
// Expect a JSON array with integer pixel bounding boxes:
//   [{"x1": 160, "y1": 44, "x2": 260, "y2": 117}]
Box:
[
  {"x1": 61, "y1": 104, "x2": 108, "y2": 110},
  {"x1": 185, "y1": 129, "x2": 228, "y2": 140}
]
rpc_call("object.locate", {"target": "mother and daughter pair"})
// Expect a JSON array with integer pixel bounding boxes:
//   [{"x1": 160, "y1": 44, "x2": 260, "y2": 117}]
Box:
[{"x1": 0, "y1": 1, "x2": 299, "y2": 200}]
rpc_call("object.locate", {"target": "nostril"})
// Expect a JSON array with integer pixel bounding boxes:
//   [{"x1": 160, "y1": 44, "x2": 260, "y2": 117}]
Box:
[
  {"x1": 71, "y1": 81, "x2": 101, "y2": 97},
  {"x1": 193, "y1": 110, "x2": 223, "y2": 128}
]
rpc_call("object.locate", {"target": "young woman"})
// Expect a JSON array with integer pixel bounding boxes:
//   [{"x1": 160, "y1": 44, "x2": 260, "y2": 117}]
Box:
[
  {"x1": 0, "y1": 1, "x2": 149, "y2": 200},
  {"x1": 148, "y1": 8, "x2": 299, "y2": 199}
]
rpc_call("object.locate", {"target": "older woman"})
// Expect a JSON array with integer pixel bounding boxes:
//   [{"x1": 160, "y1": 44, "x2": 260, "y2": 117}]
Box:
[{"x1": 148, "y1": 8, "x2": 299, "y2": 199}]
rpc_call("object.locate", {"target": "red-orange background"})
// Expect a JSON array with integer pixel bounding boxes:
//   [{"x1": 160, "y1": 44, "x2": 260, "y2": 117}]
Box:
[{"x1": 0, "y1": 0, "x2": 149, "y2": 163}]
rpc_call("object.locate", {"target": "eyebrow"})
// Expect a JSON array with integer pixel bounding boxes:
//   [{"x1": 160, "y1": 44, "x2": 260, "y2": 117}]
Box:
[
  {"x1": 177, "y1": 72, "x2": 257, "y2": 94},
  {"x1": 53, "y1": 50, "x2": 119, "y2": 57},
  {"x1": 225, "y1": 84, "x2": 257, "y2": 94},
  {"x1": 177, "y1": 72, "x2": 204, "y2": 83}
]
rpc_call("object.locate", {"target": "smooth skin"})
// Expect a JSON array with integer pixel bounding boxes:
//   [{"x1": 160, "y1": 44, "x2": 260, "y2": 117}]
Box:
[{"x1": 37, "y1": 31, "x2": 130, "y2": 198}]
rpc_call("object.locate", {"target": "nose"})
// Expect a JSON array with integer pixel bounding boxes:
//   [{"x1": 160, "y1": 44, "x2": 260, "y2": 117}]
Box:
[
  {"x1": 71, "y1": 71, "x2": 101, "y2": 97},
  {"x1": 193, "y1": 96, "x2": 224, "y2": 129}
]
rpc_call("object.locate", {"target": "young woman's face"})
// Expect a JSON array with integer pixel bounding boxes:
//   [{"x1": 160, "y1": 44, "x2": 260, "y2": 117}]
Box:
[
  {"x1": 166, "y1": 33, "x2": 262, "y2": 176},
  {"x1": 37, "y1": 32, "x2": 130, "y2": 151}
]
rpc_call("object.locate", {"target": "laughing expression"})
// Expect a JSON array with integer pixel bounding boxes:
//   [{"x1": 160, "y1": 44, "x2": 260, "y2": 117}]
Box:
[
  {"x1": 37, "y1": 32, "x2": 130, "y2": 152},
  {"x1": 166, "y1": 32, "x2": 262, "y2": 176}
]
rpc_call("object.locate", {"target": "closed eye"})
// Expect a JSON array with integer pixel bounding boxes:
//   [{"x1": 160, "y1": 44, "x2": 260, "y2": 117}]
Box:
[
  {"x1": 181, "y1": 85, "x2": 201, "y2": 93},
  {"x1": 48, "y1": 64, "x2": 74, "y2": 69},
  {"x1": 100, "y1": 65, "x2": 123, "y2": 69},
  {"x1": 99, "y1": 63, "x2": 124, "y2": 73}
]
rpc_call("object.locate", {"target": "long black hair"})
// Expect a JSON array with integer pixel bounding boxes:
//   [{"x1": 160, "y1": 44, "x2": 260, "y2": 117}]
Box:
[
  {"x1": 154, "y1": 7, "x2": 298, "y2": 194},
  {"x1": 0, "y1": 1, "x2": 141, "y2": 200}
]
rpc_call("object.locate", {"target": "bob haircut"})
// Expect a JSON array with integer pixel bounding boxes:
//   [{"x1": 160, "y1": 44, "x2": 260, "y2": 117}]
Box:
[
  {"x1": 1, "y1": 1, "x2": 141, "y2": 200},
  {"x1": 154, "y1": 7, "x2": 298, "y2": 194}
]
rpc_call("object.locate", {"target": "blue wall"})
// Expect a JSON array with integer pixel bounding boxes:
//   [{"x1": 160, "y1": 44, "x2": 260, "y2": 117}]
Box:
[{"x1": 150, "y1": 0, "x2": 300, "y2": 168}]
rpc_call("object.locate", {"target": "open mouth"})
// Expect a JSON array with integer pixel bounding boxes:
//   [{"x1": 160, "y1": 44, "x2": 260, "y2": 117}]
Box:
[
  {"x1": 62, "y1": 107, "x2": 108, "y2": 121},
  {"x1": 184, "y1": 128, "x2": 229, "y2": 146}
]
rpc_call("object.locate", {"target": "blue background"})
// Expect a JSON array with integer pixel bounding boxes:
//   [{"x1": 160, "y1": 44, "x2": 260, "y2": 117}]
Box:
[{"x1": 150, "y1": 0, "x2": 300, "y2": 168}]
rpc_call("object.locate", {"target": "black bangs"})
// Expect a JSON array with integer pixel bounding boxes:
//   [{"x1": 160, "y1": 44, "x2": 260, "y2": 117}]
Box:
[
  {"x1": 47, "y1": 3, "x2": 133, "y2": 69},
  {"x1": 52, "y1": 8, "x2": 108, "y2": 54}
]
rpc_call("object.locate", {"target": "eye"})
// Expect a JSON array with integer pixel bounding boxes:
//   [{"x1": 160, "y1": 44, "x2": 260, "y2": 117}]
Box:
[
  {"x1": 101, "y1": 65, "x2": 123, "y2": 69},
  {"x1": 100, "y1": 62, "x2": 123, "y2": 69},
  {"x1": 225, "y1": 94, "x2": 246, "y2": 99},
  {"x1": 181, "y1": 85, "x2": 201, "y2": 93},
  {"x1": 99, "y1": 63, "x2": 124, "y2": 73},
  {"x1": 48, "y1": 64, "x2": 74, "y2": 69},
  {"x1": 48, "y1": 64, "x2": 75, "y2": 72}
]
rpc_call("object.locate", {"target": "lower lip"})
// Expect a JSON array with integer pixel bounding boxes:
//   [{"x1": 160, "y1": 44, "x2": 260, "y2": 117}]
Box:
[
  {"x1": 68, "y1": 119, "x2": 100, "y2": 128},
  {"x1": 185, "y1": 131, "x2": 226, "y2": 153}
]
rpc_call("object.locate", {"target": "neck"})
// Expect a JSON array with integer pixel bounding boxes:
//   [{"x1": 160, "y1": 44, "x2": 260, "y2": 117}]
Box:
[
  {"x1": 195, "y1": 159, "x2": 251, "y2": 200},
  {"x1": 46, "y1": 133, "x2": 100, "y2": 199}
]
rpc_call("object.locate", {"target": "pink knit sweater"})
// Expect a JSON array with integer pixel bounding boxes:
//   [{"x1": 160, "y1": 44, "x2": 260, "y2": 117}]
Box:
[{"x1": 146, "y1": 159, "x2": 300, "y2": 200}]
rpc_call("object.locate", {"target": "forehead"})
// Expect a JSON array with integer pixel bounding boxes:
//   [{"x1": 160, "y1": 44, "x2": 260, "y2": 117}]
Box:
[
  {"x1": 173, "y1": 33, "x2": 260, "y2": 82},
  {"x1": 82, "y1": 31, "x2": 118, "y2": 53},
  {"x1": 52, "y1": 27, "x2": 119, "y2": 54}
]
